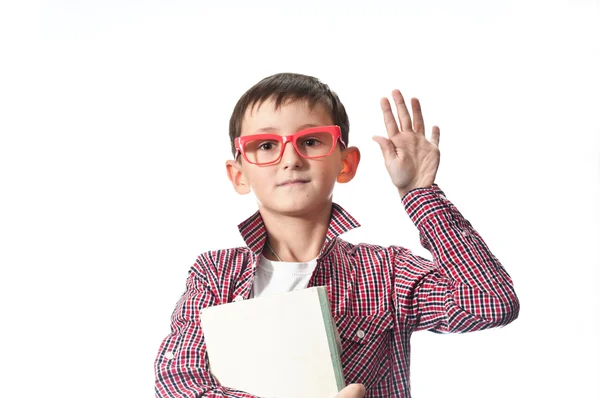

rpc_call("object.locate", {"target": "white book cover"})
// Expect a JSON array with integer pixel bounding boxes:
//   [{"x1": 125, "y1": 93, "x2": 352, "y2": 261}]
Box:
[{"x1": 200, "y1": 286, "x2": 345, "y2": 398}]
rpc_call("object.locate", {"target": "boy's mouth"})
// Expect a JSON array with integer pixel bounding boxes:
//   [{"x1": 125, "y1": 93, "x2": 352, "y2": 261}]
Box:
[{"x1": 277, "y1": 179, "x2": 310, "y2": 187}]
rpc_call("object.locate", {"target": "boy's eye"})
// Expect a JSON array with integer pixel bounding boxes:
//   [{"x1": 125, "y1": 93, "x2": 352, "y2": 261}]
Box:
[
  {"x1": 257, "y1": 140, "x2": 278, "y2": 151},
  {"x1": 300, "y1": 137, "x2": 321, "y2": 147}
]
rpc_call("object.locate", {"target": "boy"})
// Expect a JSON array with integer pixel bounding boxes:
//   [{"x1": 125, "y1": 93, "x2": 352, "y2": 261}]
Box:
[{"x1": 154, "y1": 73, "x2": 519, "y2": 398}]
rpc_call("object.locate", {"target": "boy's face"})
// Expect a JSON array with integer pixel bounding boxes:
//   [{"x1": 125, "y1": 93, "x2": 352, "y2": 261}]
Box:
[{"x1": 226, "y1": 97, "x2": 360, "y2": 217}]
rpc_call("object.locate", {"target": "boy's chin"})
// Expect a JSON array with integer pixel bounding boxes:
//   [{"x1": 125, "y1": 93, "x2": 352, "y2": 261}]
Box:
[{"x1": 257, "y1": 195, "x2": 331, "y2": 217}]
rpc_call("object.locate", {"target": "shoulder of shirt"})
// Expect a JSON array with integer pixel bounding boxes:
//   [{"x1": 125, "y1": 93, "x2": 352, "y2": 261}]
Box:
[
  {"x1": 188, "y1": 246, "x2": 253, "y2": 279},
  {"x1": 334, "y1": 239, "x2": 430, "y2": 274},
  {"x1": 334, "y1": 238, "x2": 411, "y2": 258}
]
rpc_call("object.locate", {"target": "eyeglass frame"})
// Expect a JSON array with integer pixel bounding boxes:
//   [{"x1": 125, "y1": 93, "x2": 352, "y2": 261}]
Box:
[{"x1": 233, "y1": 125, "x2": 347, "y2": 166}]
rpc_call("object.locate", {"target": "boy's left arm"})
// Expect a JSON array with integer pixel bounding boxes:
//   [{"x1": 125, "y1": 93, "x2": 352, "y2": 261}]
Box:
[
  {"x1": 395, "y1": 184, "x2": 519, "y2": 332},
  {"x1": 373, "y1": 89, "x2": 519, "y2": 332}
]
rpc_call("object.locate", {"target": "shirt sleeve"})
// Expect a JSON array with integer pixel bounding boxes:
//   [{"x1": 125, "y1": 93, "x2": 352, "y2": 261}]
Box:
[
  {"x1": 393, "y1": 184, "x2": 520, "y2": 333},
  {"x1": 154, "y1": 263, "x2": 260, "y2": 398}
]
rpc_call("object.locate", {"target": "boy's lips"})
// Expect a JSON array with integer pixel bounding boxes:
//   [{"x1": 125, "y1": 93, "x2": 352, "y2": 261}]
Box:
[{"x1": 277, "y1": 179, "x2": 310, "y2": 187}]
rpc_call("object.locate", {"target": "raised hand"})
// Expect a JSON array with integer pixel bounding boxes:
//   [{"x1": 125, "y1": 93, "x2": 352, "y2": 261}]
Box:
[{"x1": 372, "y1": 89, "x2": 441, "y2": 198}]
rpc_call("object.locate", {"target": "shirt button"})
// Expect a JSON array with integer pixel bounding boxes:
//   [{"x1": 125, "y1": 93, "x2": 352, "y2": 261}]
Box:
[
  {"x1": 356, "y1": 330, "x2": 365, "y2": 339},
  {"x1": 461, "y1": 230, "x2": 469, "y2": 237},
  {"x1": 233, "y1": 295, "x2": 244, "y2": 302},
  {"x1": 164, "y1": 351, "x2": 175, "y2": 360}
]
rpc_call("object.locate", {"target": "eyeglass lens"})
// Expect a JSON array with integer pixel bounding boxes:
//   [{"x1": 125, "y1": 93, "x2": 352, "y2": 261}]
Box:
[{"x1": 243, "y1": 131, "x2": 335, "y2": 164}]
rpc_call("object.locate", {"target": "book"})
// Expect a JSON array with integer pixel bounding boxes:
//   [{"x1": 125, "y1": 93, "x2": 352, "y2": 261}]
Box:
[{"x1": 200, "y1": 286, "x2": 345, "y2": 398}]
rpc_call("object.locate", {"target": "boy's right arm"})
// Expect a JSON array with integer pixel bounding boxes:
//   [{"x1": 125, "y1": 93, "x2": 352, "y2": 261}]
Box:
[
  {"x1": 154, "y1": 267, "x2": 259, "y2": 398},
  {"x1": 155, "y1": 263, "x2": 362, "y2": 398}
]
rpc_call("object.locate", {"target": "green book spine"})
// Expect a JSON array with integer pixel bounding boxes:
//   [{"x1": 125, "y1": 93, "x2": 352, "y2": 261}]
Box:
[{"x1": 317, "y1": 286, "x2": 345, "y2": 391}]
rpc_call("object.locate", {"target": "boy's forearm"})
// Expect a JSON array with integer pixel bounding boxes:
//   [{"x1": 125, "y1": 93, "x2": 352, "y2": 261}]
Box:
[
  {"x1": 155, "y1": 371, "x2": 259, "y2": 398},
  {"x1": 403, "y1": 185, "x2": 512, "y2": 285},
  {"x1": 155, "y1": 273, "x2": 261, "y2": 398},
  {"x1": 155, "y1": 332, "x2": 261, "y2": 398},
  {"x1": 155, "y1": 336, "x2": 262, "y2": 398}
]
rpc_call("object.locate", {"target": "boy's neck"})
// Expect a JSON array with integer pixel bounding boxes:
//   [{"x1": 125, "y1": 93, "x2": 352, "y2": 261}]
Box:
[{"x1": 259, "y1": 201, "x2": 332, "y2": 263}]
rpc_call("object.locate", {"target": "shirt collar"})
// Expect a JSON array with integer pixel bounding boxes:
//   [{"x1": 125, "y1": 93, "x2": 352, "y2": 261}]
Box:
[{"x1": 237, "y1": 202, "x2": 361, "y2": 258}]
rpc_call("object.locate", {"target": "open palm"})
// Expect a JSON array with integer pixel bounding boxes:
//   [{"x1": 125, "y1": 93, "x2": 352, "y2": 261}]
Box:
[{"x1": 372, "y1": 89, "x2": 440, "y2": 197}]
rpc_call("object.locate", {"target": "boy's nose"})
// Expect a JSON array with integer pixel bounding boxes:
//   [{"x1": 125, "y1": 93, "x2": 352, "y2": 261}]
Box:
[{"x1": 280, "y1": 141, "x2": 303, "y2": 168}]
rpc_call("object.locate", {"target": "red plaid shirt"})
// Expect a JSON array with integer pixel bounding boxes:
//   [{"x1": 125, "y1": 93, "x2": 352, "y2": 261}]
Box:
[{"x1": 155, "y1": 184, "x2": 519, "y2": 397}]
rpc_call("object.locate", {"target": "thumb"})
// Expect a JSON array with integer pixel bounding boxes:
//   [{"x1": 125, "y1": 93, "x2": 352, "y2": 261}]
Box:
[
  {"x1": 372, "y1": 135, "x2": 396, "y2": 160},
  {"x1": 335, "y1": 383, "x2": 366, "y2": 398}
]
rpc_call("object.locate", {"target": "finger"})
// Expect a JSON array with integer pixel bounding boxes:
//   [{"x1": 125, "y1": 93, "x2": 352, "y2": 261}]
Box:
[
  {"x1": 392, "y1": 89, "x2": 413, "y2": 132},
  {"x1": 336, "y1": 383, "x2": 366, "y2": 398},
  {"x1": 411, "y1": 98, "x2": 425, "y2": 134},
  {"x1": 348, "y1": 383, "x2": 366, "y2": 397},
  {"x1": 380, "y1": 97, "x2": 400, "y2": 138},
  {"x1": 356, "y1": 383, "x2": 366, "y2": 397},
  {"x1": 430, "y1": 125, "x2": 440, "y2": 147},
  {"x1": 372, "y1": 135, "x2": 396, "y2": 161}
]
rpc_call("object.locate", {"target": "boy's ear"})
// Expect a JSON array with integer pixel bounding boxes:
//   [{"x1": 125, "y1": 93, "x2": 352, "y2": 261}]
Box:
[
  {"x1": 337, "y1": 146, "x2": 361, "y2": 183},
  {"x1": 225, "y1": 160, "x2": 251, "y2": 195}
]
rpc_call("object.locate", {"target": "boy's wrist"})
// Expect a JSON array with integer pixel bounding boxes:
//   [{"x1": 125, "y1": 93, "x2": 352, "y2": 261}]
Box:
[
  {"x1": 398, "y1": 183, "x2": 435, "y2": 201},
  {"x1": 401, "y1": 184, "x2": 447, "y2": 226},
  {"x1": 397, "y1": 179, "x2": 438, "y2": 200}
]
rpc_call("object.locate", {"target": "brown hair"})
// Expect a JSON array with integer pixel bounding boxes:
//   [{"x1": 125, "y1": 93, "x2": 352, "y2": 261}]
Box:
[{"x1": 228, "y1": 72, "x2": 350, "y2": 157}]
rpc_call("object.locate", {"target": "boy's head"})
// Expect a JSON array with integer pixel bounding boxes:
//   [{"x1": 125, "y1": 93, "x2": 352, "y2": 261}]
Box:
[
  {"x1": 225, "y1": 73, "x2": 360, "y2": 217},
  {"x1": 228, "y1": 73, "x2": 350, "y2": 158}
]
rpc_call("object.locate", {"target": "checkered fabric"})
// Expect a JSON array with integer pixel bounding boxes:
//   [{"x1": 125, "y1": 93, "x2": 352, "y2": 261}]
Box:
[{"x1": 155, "y1": 184, "x2": 519, "y2": 397}]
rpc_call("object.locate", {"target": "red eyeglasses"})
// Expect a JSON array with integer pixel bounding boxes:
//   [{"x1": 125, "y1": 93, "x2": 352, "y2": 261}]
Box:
[{"x1": 234, "y1": 125, "x2": 346, "y2": 166}]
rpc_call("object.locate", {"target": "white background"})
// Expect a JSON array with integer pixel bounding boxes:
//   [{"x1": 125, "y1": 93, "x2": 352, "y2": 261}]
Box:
[{"x1": 1, "y1": 0, "x2": 598, "y2": 397}]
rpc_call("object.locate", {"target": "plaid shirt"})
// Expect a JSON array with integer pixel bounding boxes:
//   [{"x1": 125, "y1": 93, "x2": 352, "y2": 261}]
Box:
[{"x1": 155, "y1": 184, "x2": 519, "y2": 397}]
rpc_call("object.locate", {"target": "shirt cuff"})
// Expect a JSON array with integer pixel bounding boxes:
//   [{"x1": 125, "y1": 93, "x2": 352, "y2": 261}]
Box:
[{"x1": 401, "y1": 184, "x2": 452, "y2": 227}]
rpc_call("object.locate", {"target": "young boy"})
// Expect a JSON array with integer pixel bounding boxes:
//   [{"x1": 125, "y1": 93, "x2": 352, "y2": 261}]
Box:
[{"x1": 154, "y1": 73, "x2": 520, "y2": 398}]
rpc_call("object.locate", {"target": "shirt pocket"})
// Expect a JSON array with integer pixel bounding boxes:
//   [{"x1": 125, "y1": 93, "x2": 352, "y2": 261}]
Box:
[{"x1": 333, "y1": 311, "x2": 394, "y2": 389}]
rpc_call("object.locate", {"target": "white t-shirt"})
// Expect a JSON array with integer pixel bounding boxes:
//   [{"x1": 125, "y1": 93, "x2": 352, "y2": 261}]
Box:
[{"x1": 250, "y1": 254, "x2": 319, "y2": 299}]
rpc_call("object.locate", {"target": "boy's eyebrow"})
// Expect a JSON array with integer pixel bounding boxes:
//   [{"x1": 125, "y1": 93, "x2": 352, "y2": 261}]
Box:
[{"x1": 253, "y1": 123, "x2": 319, "y2": 134}]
